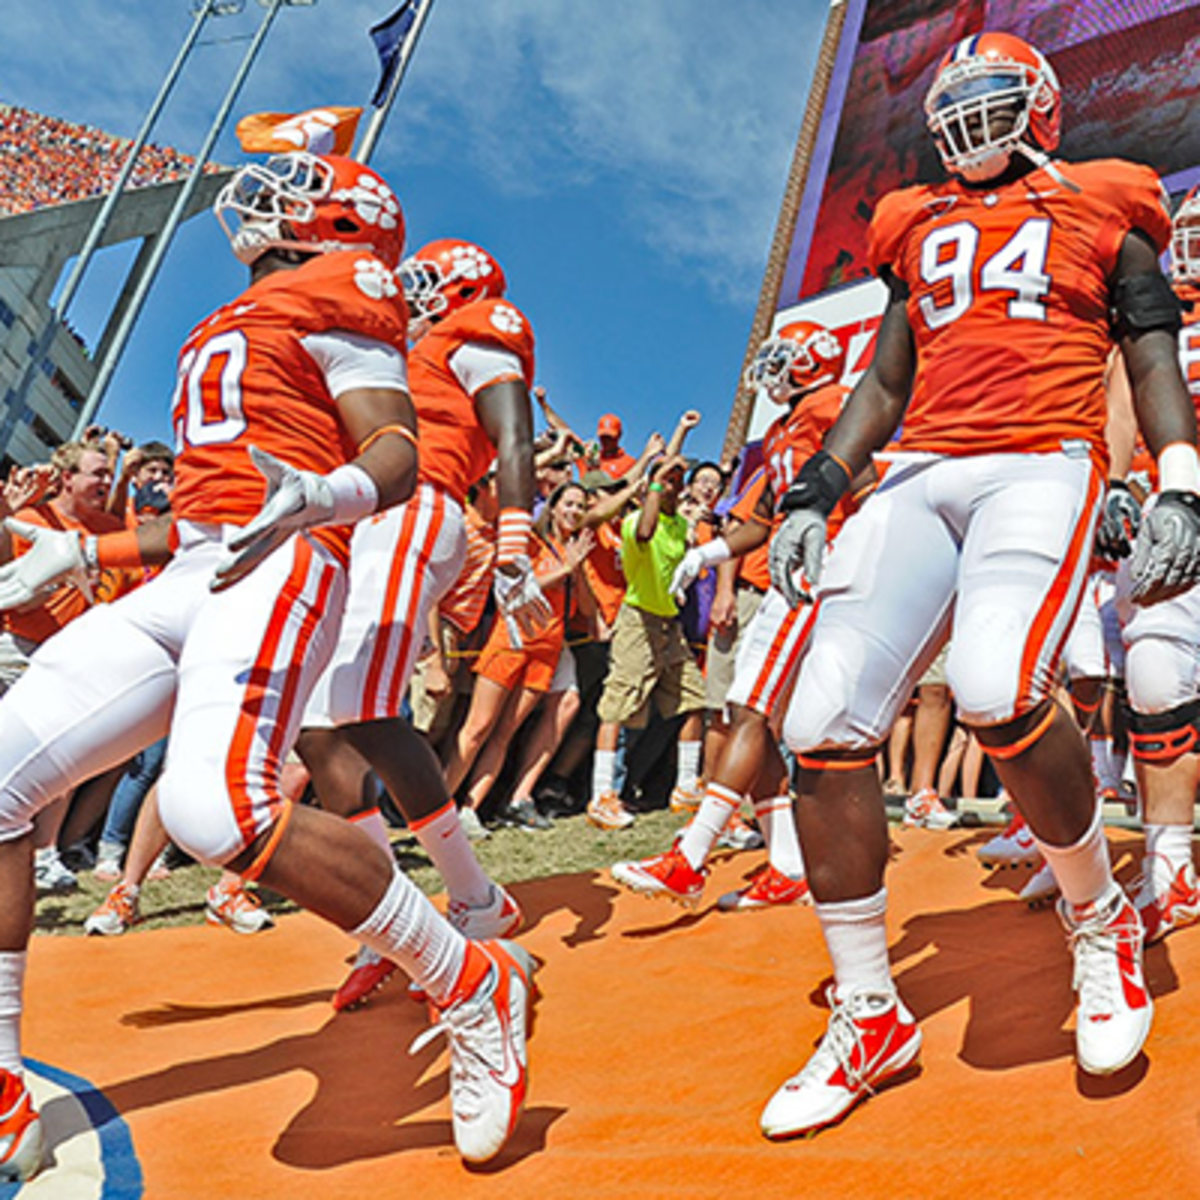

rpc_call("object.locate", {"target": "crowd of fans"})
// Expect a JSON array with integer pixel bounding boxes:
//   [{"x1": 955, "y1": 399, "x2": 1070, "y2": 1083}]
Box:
[{"x1": 0, "y1": 105, "x2": 220, "y2": 217}]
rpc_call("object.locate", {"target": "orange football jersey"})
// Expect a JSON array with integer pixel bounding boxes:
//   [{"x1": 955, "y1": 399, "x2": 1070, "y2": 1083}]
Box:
[
  {"x1": 870, "y1": 160, "x2": 1171, "y2": 471},
  {"x1": 761, "y1": 382, "x2": 853, "y2": 537},
  {"x1": 727, "y1": 469, "x2": 772, "y2": 593},
  {"x1": 409, "y1": 298, "x2": 536, "y2": 505},
  {"x1": 169, "y1": 251, "x2": 408, "y2": 556}
]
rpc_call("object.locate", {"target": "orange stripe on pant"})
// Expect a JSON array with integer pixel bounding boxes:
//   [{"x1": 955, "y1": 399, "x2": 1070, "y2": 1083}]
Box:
[
  {"x1": 746, "y1": 600, "x2": 819, "y2": 714},
  {"x1": 1016, "y1": 465, "x2": 1102, "y2": 711}
]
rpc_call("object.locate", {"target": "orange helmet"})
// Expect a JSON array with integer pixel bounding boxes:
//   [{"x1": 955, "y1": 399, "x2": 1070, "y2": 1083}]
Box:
[
  {"x1": 744, "y1": 320, "x2": 846, "y2": 403},
  {"x1": 398, "y1": 239, "x2": 507, "y2": 327},
  {"x1": 215, "y1": 152, "x2": 405, "y2": 268},
  {"x1": 1172, "y1": 185, "x2": 1200, "y2": 285},
  {"x1": 924, "y1": 33, "x2": 1061, "y2": 183}
]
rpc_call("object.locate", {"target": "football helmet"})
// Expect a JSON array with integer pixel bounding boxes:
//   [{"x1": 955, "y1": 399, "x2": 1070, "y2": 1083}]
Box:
[
  {"x1": 1171, "y1": 186, "x2": 1200, "y2": 285},
  {"x1": 398, "y1": 239, "x2": 507, "y2": 326},
  {"x1": 744, "y1": 321, "x2": 846, "y2": 403},
  {"x1": 215, "y1": 152, "x2": 405, "y2": 269},
  {"x1": 924, "y1": 33, "x2": 1061, "y2": 183}
]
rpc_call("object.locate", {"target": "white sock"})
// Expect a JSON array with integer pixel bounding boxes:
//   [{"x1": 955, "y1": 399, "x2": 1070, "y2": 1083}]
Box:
[
  {"x1": 1089, "y1": 738, "x2": 1114, "y2": 792},
  {"x1": 349, "y1": 807, "x2": 391, "y2": 853},
  {"x1": 409, "y1": 800, "x2": 494, "y2": 908},
  {"x1": 677, "y1": 782, "x2": 739, "y2": 869},
  {"x1": 1033, "y1": 802, "x2": 1112, "y2": 909},
  {"x1": 754, "y1": 793, "x2": 806, "y2": 880},
  {"x1": 0, "y1": 952, "x2": 25, "y2": 1075},
  {"x1": 676, "y1": 740, "x2": 702, "y2": 792},
  {"x1": 1145, "y1": 823, "x2": 1196, "y2": 885},
  {"x1": 592, "y1": 748, "x2": 616, "y2": 798},
  {"x1": 816, "y1": 888, "x2": 893, "y2": 998},
  {"x1": 351, "y1": 867, "x2": 466, "y2": 1006}
]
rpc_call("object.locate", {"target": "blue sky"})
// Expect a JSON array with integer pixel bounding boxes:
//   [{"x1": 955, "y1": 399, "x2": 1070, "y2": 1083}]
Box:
[{"x1": 0, "y1": 0, "x2": 830, "y2": 464}]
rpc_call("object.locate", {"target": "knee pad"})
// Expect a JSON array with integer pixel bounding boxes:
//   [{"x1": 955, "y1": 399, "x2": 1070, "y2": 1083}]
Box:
[{"x1": 1128, "y1": 698, "x2": 1200, "y2": 765}]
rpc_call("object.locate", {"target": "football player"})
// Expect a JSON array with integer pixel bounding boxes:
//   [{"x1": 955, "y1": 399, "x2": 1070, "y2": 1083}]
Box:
[
  {"x1": 295, "y1": 237, "x2": 547, "y2": 1010},
  {"x1": 762, "y1": 33, "x2": 1197, "y2": 1138},
  {"x1": 609, "y1": 321, "x2": 870, "y2": 910},
  {"x1": 0, "y1": 153, "x2": 533, "y2": 1173}
]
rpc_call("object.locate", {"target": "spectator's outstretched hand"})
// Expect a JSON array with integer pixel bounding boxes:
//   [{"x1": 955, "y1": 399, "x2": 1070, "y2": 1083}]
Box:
[
  {"x1": 3, "y1": 463, "x2": 58, "y2": 514},
  {"x1": 0, "y1": 518, "x2": 91, "y2": 609}
]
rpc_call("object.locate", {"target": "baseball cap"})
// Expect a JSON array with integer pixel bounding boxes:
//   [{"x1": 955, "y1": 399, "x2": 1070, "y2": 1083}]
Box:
[
  {"x1": 582, "y1": 470, "x2": 618, "y2": 492},
  {"x1": 597, "y1": 413, "x2": 622, "y2": 438}
]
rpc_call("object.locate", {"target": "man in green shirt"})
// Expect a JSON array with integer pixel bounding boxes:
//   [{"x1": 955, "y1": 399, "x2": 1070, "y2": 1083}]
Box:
[{"x1": 587, "y1": 451, "x2": 707, "y2": 830}]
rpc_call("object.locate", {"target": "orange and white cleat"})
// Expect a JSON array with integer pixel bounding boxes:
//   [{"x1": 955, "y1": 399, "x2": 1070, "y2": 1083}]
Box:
[
  {"x1": 84, "y1": 881, "x2": 140, "y2": 936},
  {"x1": 1020, "y1": 860, "x2": 1059, "y2": 909},
  {"x1": 718, "y1": 865, "x2": 811, "y2": 911},
  {"x1": 611, "y1": 843, "x2": 707, "y2": 906},
  {"x1": 333, "y1": 946, "x2": 400, "y2": 1012},
  {"x1": 1133, "y1": 854, "x2": 1200, "y2": 944},
  {"x1": 447, "y1": 884, "x2": 523, "y2": 940},
  {"x1": 0, "y1": 1069, "x2": 43, "y2": 1182},
  {"x1": 902, "y1": 788, "x2": 957, "y2": 830},
  {"x1": 977, "y1": 812, "x2": 1039, "y2": 869},
  {"x1": 410, "y1": 940, "x2": 536, "y2": 1164},
  {"x1": 205, "y1": 880, "x2": 274, "y2": 935}
]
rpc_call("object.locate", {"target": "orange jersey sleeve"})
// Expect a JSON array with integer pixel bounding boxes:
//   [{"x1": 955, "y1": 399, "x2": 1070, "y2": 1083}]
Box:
[
  {"x1": 870, "y1": 160, "x2": 1172, "y2": 471},
  {"x1": 728, "y1": 470, "x2": 771, "y2": 592},
  {"x1": 409, "y1": 298, "x2": 536, "y2": 505},
  {"x1": 582, "y1": 519, "x2": 626, "y2": 627},
  {"x1": 169, "y1": 252, "x2": 408, "y2": 553}
]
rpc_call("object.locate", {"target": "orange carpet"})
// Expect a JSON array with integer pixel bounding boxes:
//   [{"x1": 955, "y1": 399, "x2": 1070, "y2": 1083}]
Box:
[{"x1": 21, "y1": 826, "x2": 1200, "y2": 1198}]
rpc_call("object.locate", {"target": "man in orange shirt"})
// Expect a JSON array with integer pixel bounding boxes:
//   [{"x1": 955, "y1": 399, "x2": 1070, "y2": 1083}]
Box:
[
  {"x1": 595, "y1": 413, "x2": 637, "y2": 480},
  {"x1": 762, "y1": 34, "x2": 1196, "y2": 1138}
]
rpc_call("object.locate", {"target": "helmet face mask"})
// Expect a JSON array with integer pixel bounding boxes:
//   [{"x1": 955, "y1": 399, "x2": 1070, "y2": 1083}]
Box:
[
  {"x1": 925, "y1": 34, "x2": 1061, "y2": 183},
  {"x1": 399, "y1": 239, "x2": 507, "y2": 335},
  {"x1": 215, "y1": 152, "x2": 404, "y2": 268},
  {"x1": 745, "y1": 321, "x2": 846, "y2": 404},
  {"x1": 1172, "y1": 188, "x2": 1200, "y2": 285}
]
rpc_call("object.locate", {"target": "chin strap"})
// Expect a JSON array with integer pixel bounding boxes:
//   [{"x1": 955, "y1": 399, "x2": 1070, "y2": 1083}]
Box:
[{"x1": 1015, "y1": 142, "x2": 1081, "y2": 194}]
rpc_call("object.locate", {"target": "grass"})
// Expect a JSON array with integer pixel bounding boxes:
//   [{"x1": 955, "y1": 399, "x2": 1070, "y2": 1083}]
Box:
[{"x1": 34, "y1": 808, "x2": 693, "y2": 938}]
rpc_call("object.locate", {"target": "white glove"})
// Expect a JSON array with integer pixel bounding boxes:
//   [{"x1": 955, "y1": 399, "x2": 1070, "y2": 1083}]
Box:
[
  {"x1": 767, "y1": 509, "x2": 827, "y2": 608},
  {"x1": 1130, "y1": 490, "x2": 1200, "y2": 605},
  {"x1": 493, "y1": 555, "x2": 552, "y2": 649},
  {"x1": 212, "y1": 447, "x2": 337, "y2": 592},
  {"x1": 670, "y1": 547, "x2": 707, "y2": 606},
  {"x1": 0, "y1": 518, "x2": 91, "y2": 610}
]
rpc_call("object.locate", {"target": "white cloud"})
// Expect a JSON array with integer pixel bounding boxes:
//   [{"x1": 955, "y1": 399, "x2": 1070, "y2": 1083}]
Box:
[{"x1": 0, "y1": 0, "x2": 827, "y2": 303}]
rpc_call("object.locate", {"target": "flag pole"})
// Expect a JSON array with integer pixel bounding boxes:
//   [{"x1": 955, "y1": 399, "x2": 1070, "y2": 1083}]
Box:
[{"x1": 354, "y1": 0, "x2": 436, "y2": 165}]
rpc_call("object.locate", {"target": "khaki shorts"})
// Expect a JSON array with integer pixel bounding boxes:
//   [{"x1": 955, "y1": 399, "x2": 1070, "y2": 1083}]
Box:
[
  {"x1": 596, "y1": 603, "x2": 707, "y2": 728},
  {"x1": 704, "y1": 586, "x2": 763, "y2": 710},
  {"x1": 917, "y1": 641, "x2": 950, "y2": 689}
]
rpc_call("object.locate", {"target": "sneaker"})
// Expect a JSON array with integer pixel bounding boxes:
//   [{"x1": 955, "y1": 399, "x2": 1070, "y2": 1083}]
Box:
[
  {"x1": 84, "y1": 882, "x2": 140, "y2": 936},
  {"x1": 205, "y1": 881, "x2": 274, "y2": 935},
  {"x1": 760, "y1": 986, "x2": 922, "y2": 1139},
  {"x1": 497, "y1": 797, "x2": 553, "y2": 832},
  {"x1": 448, "y1": 884, "x2": 524, "y2": 940},
  {"x1": 718, "y1": 865, "x2": 811, "y2": 912},
  {"x1": 1132, "y1": 854, "x2": 1200, "y2": 944},
  {"x1": 1020, "y1": 860, "x2": 1059, "y2": 907},
  {"x1": 1059, "y1": 887, "x2": 1152, "y2": 1075},
  {"x1": 33, "y1": 848, "x2": 77, "y2": 894},
  {"x1": 458, "y1": 807, "x2": 490, "y2": 841},
  {"x1": 147, "y1": 847, "x2": 173, "y2": 882},
  {"x1": 410, "y1": 939, "x2": 536, "y2": 1164},
  {"x1": 903, "y1": 788, "x2": 957, "y2": 830},
  {"x1": 717, "y1": 812, "x2": 765, "y2": 852},
  {"x1": 977, "y1": 812, "x2": 1039, "y2": 868},
  {"x1": 92, "y1": 842, "x2": 124, "y2": 883},
  {"x1": 587, "y1": 790, "x2": 635, "y2": 831},
  {"x1": 0, "y1": 1069, "x2": 43, "y2": 1182},
  {"x1": 669, "y1": 785, "x2": 703, "y2": 815},
  {"x1": 333, "y1": 946, "x2": 399, "y2": 1012},
  {"x1": 611, "y1": 844, "x2": 706, "y2": 906}
]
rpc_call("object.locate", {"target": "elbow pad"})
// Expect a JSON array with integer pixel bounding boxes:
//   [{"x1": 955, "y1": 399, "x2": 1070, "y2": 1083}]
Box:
[{"x1": 1111, "y1": 272, "x2": 1183, "y2": 339}]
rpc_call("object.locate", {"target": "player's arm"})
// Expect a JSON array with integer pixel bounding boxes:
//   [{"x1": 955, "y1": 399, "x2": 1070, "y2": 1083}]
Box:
[
  {"x1": 1113, "y1": 230, "x2": 1200, "y2": 603},
  {"x1": 334, "y1": 385, "x2": 420, "y2": 511}
]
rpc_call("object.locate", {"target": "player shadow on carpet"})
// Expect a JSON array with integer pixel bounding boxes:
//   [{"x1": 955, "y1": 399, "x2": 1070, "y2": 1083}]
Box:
[{"x1": 67, "y1": 981, "x2": 564, "y2": 1170}]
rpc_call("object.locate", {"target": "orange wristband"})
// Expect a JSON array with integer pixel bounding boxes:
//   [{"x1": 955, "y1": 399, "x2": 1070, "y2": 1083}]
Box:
[
  {"x1": 496, "y1": 508, "x2": 533, "y2": 566},
  {"x1": 85, "y1": 529, "x2": 144, "y2": 571}
]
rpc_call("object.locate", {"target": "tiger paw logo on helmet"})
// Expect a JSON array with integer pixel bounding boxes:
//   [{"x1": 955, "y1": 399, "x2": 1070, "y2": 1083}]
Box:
[
  {"x1": 490, "y1": 304, "x2": 524, "y2": 335},
  {"x1": 449, "y1": 243, "x2": 496, "y2": 281},
  {"x1": 354, "y1": 258, "x2": 399, "y2": 301},
  {"x1": 334, "y1": 173, "x2": 401, "y2": 232}
]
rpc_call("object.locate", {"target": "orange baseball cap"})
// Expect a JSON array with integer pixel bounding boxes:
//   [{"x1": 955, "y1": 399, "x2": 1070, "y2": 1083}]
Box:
[{"x1": 597, "y1": 413, "x2": 622, "y2": 437}]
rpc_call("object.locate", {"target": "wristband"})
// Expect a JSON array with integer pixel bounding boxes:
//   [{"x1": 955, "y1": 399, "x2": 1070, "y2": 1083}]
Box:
[
  {"x1": 1158, "y1": 442, "x2": 1200, "y2": 494},
  {"x1": 326, "y1": 463, "x2": 380, "y2": 523},
  {"x1": 85, "y1": 529, "x2": 144, "y2": 571},
  {"x1": 496, "y1": 507, "x2": 533, "y2": 566},
  {"x1": 697, "y1": 537, "x2": 733, "y2": 567},
  {"x1": 648, "y1": 482, "x2": 665, "y2": 493},
  {"x1": 778, "y1": 450, "x2": 851, "y2": 518}
]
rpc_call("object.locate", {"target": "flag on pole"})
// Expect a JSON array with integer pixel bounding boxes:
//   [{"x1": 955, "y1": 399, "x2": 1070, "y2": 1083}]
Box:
[
  {"x1": 236, "y1": 107, "x2": 364, "y2": 155},
  {"x1": 370, "y1": 1, "x2": 418, "y2": 107}
]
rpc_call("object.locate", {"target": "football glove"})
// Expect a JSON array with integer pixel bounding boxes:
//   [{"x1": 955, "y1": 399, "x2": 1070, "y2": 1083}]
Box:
[
  {"x1": 1130, "y1": 490, "x2": 1200, "y2": 605},
  {"x1": 768, "y1": 450, "x2": 850, "y2": 607},
  {"x1": 0, "y1": 519, "x2": 91, "y2": 610},
  {"x1": 493, "y1": 555, "x2": 552, "y2": 649},
  {"x1": 1094, "y1": 480, "x2": 1141, "y2": 560}
]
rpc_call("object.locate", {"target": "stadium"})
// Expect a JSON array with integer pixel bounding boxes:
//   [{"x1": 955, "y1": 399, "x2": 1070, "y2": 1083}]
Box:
[{"x1": 1, "y1": 1, "x2": 1200, "y2": 1196}]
